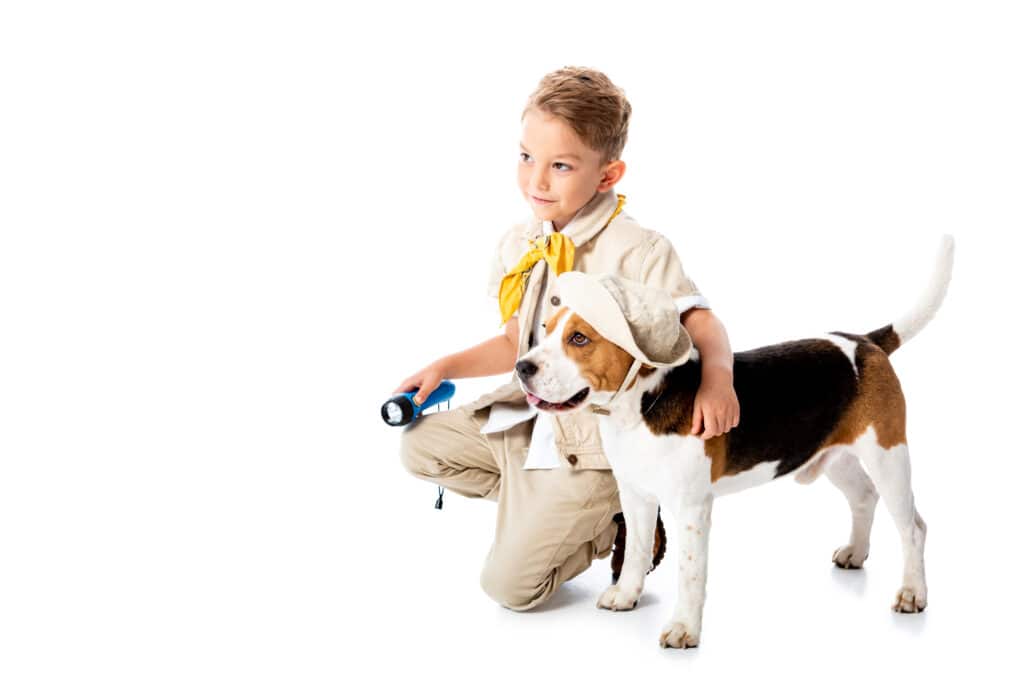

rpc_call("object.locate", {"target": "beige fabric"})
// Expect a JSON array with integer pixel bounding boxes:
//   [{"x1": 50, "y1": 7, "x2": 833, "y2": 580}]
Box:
[
  {"x1": 398, "y1": 391, "x2": 621, "y2": 611},
  {"x1": 476, "y1": 189, "x2": 705, "y2": 470},
  {"x1": 556, "y1": 271, "x2": 695, "y2": 367}
]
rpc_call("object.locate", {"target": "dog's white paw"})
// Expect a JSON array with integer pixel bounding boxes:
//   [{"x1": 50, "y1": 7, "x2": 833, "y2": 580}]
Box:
[
  {"x1": 892, "y1": 586, "x2": 927, "y2": 613},
  {"x1": 597, "y1": 584, "x2": 640, "y2": 611},
  {"x1": 658, "y1": 621, "x2": 700, "y2": 649},
  {"x1": 832, "y1": 545, "x2": 869, "y2": 569}
]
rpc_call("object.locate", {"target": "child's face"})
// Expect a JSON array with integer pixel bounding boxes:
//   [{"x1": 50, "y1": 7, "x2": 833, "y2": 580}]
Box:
[{"x1": 518, "y1": 108, "x2": 625, "y2": 231}]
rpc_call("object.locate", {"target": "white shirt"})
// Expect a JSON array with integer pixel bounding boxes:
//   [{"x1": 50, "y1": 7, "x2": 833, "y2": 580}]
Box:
[{"x1": 481, "y1": 219, "x2": 712, "y2": 469}]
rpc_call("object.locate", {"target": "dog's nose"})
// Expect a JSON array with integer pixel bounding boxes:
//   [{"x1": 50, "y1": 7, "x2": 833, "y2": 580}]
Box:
[{"x1": 515, "y1": 359, "x2": 538, "y2": 378}]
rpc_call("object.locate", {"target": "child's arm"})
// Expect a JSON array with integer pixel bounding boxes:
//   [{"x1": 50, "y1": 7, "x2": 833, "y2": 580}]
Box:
[
  {"x1": 681, "y1": 308, "x2": 740, "y2": 440},
  {"x1": 635, "y1": 233, "x2": 739, "y2": 439},
  {"x1": 392, "y1": 317, "x2": 520, "y2": 406}
]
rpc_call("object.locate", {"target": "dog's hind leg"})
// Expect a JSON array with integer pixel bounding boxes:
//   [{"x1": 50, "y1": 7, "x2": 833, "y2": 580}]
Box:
[
  {"x1": 854, "y1": 433, "x2": 928, "y2": 612},
  {"x1": 825, "y1": 451, "x2": 879, "y2": 569}
]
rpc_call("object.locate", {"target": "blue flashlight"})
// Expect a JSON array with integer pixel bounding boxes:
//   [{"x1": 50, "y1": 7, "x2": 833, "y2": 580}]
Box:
[{"x1": 381, "y1": 380, "x2": 456, "y2": 426}]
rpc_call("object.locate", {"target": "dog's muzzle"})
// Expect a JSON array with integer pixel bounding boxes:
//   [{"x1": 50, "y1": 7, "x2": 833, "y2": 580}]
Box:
[{"x1": 516, "y1": 359, "x2": 591, "y2": 411}]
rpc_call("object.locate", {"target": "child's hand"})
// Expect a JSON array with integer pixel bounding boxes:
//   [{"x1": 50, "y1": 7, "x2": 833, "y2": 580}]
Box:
[
  {"x1": 393, "y1": 361, "x2": 447, "y2": 407},
  {"x1": 690, "y1": 374, "x2": 740, "y2": 440}
]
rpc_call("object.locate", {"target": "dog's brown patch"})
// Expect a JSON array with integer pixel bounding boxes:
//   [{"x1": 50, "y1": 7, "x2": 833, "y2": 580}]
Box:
[
  {"x1": 819, "y1": 337, "x2": 907, "y2": 449},
  {"x1": 865, "y1": 324, "x2": 902, "y2": 356},
  {"x1": 562, "y1": 313, "x2": 635, "y2": 394},
  {"x1": 544, "y1": 307, "x2": 568, "y2": 332},
  {"x1": 704, "y1": 434, "x2": 730, "y2": 482}
]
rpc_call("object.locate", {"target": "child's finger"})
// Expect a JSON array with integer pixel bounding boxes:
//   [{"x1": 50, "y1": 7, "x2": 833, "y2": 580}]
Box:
[
  {"x1": 414, "y1": 380, "x2": 438, "y2": 406},
  {"x1": 690, "y1": 405, "x2": 703, "y2": 435},
  {"x1": 702, "y1": 413, "x2": 720, "y2": 439}
]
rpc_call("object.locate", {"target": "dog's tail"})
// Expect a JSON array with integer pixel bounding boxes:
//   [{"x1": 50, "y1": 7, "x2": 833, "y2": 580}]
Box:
[{"x1": 864, "y1": 234, "x2": 955, "y2": 355}]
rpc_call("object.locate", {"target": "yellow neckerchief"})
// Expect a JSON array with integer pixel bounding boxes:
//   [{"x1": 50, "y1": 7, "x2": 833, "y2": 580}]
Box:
[{"x1": 498, "y1": 193, "x2": 625, "y2": 325}]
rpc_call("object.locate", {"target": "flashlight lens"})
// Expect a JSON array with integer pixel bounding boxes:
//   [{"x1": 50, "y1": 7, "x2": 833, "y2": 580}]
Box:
[{"x1": 385, "y1": 401, "x2": 404, "y2": 425}]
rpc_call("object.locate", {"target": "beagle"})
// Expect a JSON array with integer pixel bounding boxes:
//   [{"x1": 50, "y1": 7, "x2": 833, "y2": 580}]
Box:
[{"x1": 513, "y1": 237, "x2": 953, "y2": 649}]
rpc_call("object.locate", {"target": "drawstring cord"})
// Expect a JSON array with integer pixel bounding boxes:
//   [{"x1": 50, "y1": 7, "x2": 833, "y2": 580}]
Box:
[{"x1": 433, "y1": 399, "x2": 451, "y2": 510}]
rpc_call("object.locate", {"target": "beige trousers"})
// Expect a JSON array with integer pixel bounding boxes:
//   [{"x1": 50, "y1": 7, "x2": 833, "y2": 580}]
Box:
[{"x1": 399, "y1": 402, "x2": 622, "y2": 611}]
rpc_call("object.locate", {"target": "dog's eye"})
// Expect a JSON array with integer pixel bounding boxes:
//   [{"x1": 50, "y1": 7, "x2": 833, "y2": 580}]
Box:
[{"x1": 569, "y1": 332, "x2": 589, "y2": 346}]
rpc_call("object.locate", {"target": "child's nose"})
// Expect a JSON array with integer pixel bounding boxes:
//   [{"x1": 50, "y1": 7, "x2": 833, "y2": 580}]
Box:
[{"x1": 531, "y1": 166, "x2": 549, "y2": 191}]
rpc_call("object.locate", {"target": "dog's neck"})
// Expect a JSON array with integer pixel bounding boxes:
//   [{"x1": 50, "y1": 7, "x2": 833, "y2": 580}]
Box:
[{"x1": 598, "y1": 365, "x2": 673, "y2": 431}]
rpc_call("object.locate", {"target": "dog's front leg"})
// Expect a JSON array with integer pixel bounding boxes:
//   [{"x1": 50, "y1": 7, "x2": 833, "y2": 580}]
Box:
[
  {"x1": 660, "y1": 493, "x2": 713, "y2": 649},
  {"x1": 597, "y1": 483, "x2": 658, "y2": 611}
]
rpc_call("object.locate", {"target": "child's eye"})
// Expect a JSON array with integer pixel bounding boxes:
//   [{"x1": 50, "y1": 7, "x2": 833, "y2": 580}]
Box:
[
  {"x1": 554, "y1": 162, "x2": 572, "y2": 171},
  {"x1": 519, "y1": 152, "x2": 531, "y2": 162}
]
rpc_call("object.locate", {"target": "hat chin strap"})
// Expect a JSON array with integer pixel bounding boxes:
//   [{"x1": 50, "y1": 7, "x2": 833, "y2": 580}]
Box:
[{"x1": 589, "y1": 358, "x2": 643, "y2": 415}]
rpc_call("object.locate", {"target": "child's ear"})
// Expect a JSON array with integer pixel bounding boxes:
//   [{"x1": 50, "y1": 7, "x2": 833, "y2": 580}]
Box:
[{"x1": 598, "y1": 159, "x2": 626, "y2": 190}]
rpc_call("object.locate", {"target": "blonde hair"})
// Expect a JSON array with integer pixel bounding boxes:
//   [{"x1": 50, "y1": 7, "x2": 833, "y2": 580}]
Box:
[{"x1": 522, "y1": 66, "x2": 632, "y2": 164}]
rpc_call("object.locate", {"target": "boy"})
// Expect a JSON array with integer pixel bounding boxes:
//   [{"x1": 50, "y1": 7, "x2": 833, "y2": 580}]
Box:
[{"x1": 396, "y1": 66, "x2": 739, "y2": 611}]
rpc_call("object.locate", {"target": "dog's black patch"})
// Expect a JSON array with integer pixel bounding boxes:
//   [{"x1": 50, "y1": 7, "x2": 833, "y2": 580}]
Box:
[{"x1": 641, "y1": 337, "x2": 860, "y2": 479}]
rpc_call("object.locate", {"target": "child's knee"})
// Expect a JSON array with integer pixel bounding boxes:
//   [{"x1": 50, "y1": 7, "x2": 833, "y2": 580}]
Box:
[
  {"x1": 479, "y1": 561, "x2": 556, "y2": 612},
  {"x1": 398, "y1": 426, "x2": 433, "y2": 477}
]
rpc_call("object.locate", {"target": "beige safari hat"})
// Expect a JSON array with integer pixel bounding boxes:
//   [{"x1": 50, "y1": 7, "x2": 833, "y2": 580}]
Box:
[{"x1": 556, "y1": 271, "x2": 694, "y2": 368}]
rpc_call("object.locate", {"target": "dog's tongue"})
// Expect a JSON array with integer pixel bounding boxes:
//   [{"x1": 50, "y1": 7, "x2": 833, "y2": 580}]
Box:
[{"x1": 525, "y1": 393, "x2": 541, "y2": 406}]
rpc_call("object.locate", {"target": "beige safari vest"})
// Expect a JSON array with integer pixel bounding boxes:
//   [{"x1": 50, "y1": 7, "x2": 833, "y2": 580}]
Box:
[{"x1": 464, "y1": 189, "x2": 704, "y2": 471}]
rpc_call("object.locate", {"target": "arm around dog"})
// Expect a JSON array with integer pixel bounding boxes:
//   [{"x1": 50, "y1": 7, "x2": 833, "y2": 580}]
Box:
[
  {"x1": 681, "y1": 308, "x2": 733, "y2": 379},
  {"x1": 392, "y1": 317, "x2": 520, "y2": 406},
  {"x1": 680, "y1": 307, "x2": 739, "y2": 437}
]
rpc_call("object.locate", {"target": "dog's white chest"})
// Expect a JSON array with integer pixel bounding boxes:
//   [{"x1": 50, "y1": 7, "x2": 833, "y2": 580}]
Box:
[
  {"x1": 597, "y1": 418, "x2": 783, "y2": 499},
  {"x1": 597, "y1": 419, "x2": 713, "y2": 500}
]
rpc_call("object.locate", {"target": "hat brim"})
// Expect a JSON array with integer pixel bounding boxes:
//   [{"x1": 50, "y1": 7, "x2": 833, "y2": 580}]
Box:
[{"x1": 556, "y1": 272, "x2": 693, "y2": 368}]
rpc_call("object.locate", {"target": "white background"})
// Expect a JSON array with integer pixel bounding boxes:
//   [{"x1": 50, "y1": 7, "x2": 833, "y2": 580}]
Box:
[{"x1": 1, "y1": 1, "x2": 1022, "y2": 681}]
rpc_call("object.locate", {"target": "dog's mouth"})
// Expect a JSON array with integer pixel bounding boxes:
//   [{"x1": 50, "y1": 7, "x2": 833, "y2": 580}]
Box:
[{"x1": 525, "y1": 387, "x2": 590, "y2": 412}]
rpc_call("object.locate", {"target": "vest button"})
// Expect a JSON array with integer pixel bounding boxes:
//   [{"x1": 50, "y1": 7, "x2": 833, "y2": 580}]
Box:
[
  {"x1": 550, "y1": 295, "x2": 561, "y2": 306},
  {"x1": 567, "y1": 454, "x2": 578, "y2": 466}
]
